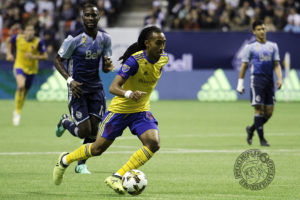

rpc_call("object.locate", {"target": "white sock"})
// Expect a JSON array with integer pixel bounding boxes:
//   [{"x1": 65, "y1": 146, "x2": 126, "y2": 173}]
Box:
[{"x1": 62, "y1": 155, "x2": 68, "y2": 166}]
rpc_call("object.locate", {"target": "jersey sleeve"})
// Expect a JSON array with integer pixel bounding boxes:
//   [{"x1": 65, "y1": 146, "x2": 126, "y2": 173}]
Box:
[
  {"x1": 103, "y1": 34, "x2": 112, "y2": 58},
  {"x1": 10, "y1": 34, "x2": 18, "y2": 46},
  {"x1": 241, "y1": 44, "x2": 251, "y2": 63},
  {"x1": 274, "y1": 43, "x2": 280, "y2": 61},
  {"x1": 38, "y1": 40, "x2": 47, "y2": 53},
  {"x1": 58, "y1": 35, "x2": 76, "y2": 59},
  {"x1": 117, "y1": 56, "x2": 139, "y2": 80}
]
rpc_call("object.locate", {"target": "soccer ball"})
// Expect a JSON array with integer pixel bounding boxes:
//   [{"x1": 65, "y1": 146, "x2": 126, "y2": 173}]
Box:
[{"x1": 122, "y1": 169, "x2": 147, "y2": 195}]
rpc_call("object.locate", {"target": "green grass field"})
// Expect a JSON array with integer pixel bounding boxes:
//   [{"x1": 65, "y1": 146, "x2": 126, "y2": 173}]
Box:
[{"x1": 0, "y1": 100, "x2": 299, "y2": 200}]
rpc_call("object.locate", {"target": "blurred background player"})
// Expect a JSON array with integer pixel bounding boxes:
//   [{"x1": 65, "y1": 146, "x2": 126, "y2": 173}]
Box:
[
  {"x1": 53, "y1": 25, "x2": 168, "y2": 194},
  {"x1": 53, "y1": 3, "x2": 113, "y2": 174},
  {"x1": 6, "y1": 24, "x2": 48, "y2": 126},
  {"x1": 236, "y1": 20, "x2": 282, "y2": 147}
]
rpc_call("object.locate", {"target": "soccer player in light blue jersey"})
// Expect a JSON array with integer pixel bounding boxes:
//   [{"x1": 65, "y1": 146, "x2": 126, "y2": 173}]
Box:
[
  {"x1": 53, "y1": 3, "x2": 114, "y2": 174},
  {"x1": 237, "y1": 20, "x2": 282, "y2": 146}
]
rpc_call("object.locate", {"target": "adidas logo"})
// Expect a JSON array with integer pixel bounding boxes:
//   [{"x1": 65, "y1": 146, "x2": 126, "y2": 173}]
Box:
[
  {"x1": 197, "y1": 69, "x2": 237, "y2": 101},
  {"x1": 36, "y1": 70, "x2": 68, "y2": 101},
  {"x1": 276, "y1": 69, "x2": 300, "y2": 101}
]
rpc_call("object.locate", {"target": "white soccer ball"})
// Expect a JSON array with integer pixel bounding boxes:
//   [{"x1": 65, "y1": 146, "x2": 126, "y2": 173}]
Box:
[{"x1": 122, "y1": 169, "x2": 147, "y2": 195}]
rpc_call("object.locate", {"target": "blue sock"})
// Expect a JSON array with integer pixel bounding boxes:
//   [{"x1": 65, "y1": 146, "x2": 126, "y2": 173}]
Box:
[
  {"x1": 250, "y1": 116, "x2": 269, "y2": 132},
  {"x1": 254, "y1": 115, "x2": 265, "y2": 140},
  {"x1": 63, "y1": 119, "x2": 78, "y2": 137}
]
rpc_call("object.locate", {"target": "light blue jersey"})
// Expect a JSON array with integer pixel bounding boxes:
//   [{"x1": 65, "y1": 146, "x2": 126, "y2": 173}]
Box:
[
  {"x1": 58, "y1": 31, "x2": 112, "y2": 92},
  {"x1": 242, "y1": 40, "x2": 280, "y2": 86}
]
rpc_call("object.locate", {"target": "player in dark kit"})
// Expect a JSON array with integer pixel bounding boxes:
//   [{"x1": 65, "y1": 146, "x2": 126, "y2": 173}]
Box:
[
  {"x1": 54, "y1": 3, "x2": 113, "y2": 173},
  {"x1": 237, "y1": 20, "x2": 282, "y2": 146}
]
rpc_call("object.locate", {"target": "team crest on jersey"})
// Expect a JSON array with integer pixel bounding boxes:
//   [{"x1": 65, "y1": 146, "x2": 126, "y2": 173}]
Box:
[
  {"x1": 256, "y1": 95, "x2": 261, "y2": 102},
  {"x1": 145, "y1": 112, "x2": 154, "y2": 120},
  {"x1": 122, "y1": 64, "x2": 130, "y2": 72},
  {"x1": 82, "y1": 35, "x2": 87, "y2": 46},
  {"x1": 76, "y1": 111, "x2": 82, "y2": 119}
]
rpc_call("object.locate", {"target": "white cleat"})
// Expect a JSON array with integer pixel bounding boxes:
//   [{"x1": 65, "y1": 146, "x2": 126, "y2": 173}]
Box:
[{"x1": 13, "y1": 111, "x2": 21, "y2": 126}]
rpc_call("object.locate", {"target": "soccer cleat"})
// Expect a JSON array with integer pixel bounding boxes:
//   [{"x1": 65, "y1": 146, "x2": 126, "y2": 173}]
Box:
[
  {"x1": 246, "y1": 126, "x2": 254, "y2": 145},
  {"x1": 13, "y1": 110, "x2": 21, "y2": 126},
  {"x1": 55, "y1": 114, "x2": 69, "y2": 137},
  {"x1": 53, "y1": 152, "x2": 68, "y2": 185},
  {"x1": 75, "y1": 164, "x2": 91, "y2": 174},
  {"x1": 260, "y1": 139, "x2": 270, "y2": 147},
  {"x1": 104, "y1": 175, "x2": 125, "y2": 194}
]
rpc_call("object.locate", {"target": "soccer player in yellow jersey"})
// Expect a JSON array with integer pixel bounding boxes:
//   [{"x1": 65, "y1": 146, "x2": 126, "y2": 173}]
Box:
[
  {"x1": 53, "y1": 26, "x2": 168, "y2": 194},
  {"x1": 6, "y1": 24, "x2": 48, "y2": 126}
]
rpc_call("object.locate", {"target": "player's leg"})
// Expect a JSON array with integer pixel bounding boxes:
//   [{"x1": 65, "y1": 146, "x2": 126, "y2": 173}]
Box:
[
  {"x1": 56, "y1": 95, "x2": 89, "y2": 137},
  {"x1": 106, "y1": 112, "x2": 159, "y2": 194},
  {"x1": 53, "y1": 135, "x2": 113, "y2": 185},
  {"x1": 13, "y1": 69, "x2": 32, "y2": 126},
  {"x1": 75, "y1": 91, "x2": 106, "y2": 173},
  {"x1": 53, "y1": 111, "x2": 120, "y2": 185},
  {"x1": 75, "y1": 115, "x2": 100, "y2": 174}
]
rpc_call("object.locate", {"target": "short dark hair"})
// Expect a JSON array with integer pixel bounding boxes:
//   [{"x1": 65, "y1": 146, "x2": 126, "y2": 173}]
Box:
[{"x1": 252, "y1": 20, "x2": 264, "y2": 30}]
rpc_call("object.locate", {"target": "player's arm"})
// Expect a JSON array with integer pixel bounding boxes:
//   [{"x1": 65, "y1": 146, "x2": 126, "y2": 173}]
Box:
[
  {"x1": 236, "y1": 62, "x2": 248, "y2": 94},
  {"x1": 109, "y1": 57, "x2": 146, "y2": 101},
  {"x1": 102, "y1": 56, "x2": 114, "y2": 73},
  {"x1": 102, "y1": 35, "x2": 114, "y2": 73},
  {"x1": 109, "y1": 75, "x2": 146, "y2": 102},
  {"x1": 54, "y1": 55, "x2": 83, "y2": 98},
  {"x1": 6, "y1": 36, "x2": 15, "y2": 61},
  {"x1": 26, "y1": 39, "x2": 48, "y2": 60},
  {"x1": 274, "y1": 61, "x2": 282, "y2": 89},
  {"x1": 237, "y1": 44, "x2": 250, "y2": 94}
]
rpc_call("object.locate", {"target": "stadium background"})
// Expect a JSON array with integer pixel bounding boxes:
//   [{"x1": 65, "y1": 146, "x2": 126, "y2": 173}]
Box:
[{"x1": 0, "y1": 1, "x2": 300, "y2": 200}]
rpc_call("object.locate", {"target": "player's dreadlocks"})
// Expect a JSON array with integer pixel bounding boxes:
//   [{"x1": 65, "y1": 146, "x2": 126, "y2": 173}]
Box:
[{"x1": 119, "y1": 26, "x2": 162, "y2": 64}]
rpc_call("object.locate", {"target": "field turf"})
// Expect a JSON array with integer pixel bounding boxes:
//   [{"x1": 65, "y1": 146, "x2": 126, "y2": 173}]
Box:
[{"x1": 0, "y1": 100, "x2": 299, "y2": 200}]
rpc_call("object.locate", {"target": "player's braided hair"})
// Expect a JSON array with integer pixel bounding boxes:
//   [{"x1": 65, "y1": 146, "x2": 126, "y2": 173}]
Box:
[{"x1": 118, "y1": 26, "x2": 162, "y2": 64}]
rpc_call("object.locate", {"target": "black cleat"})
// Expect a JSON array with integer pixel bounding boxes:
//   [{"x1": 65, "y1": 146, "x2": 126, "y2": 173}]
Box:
[
  {"x1": 246, "y1": 126, "x2": 254, "y2": 145},
  {"x1": 260, "y1": 139, "x2": 270, "y2": 147}
]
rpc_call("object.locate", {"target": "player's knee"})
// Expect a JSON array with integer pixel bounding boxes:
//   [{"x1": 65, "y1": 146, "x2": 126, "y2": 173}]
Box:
[
  {"x1": 91, "y1": 144, "x2": 105, "y2": 156},
  {"x1": 17, "y1": 85, "x2": 25, "y2": 92},
  {"x1": 146, "y1": 140, "x2": 160, "y2": 153},
  {"x1": 77, "y1": 127, "x2": 92, "y2": 139}
]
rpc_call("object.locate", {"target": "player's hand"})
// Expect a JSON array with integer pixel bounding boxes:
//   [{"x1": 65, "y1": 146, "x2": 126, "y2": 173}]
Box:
[
  {"x1": 276, "y1": 80, "x2": 282, "y2": 90},
  {"x1": 103, "y1": 56, "x2": 114, "y2": 72},
  {"x1": 25, "y1": 52, "x2": 35, "y2": 59},
  {"x1": 236, "y1": 78, "x2": 245, "y2": 94},
  {"x1": 6, "y1": 53, "x2": 14, "y2": 61},
  {"x1": 69, "y1": 80, "x2": 83, "y2": 98},
  {"x1": 130, "y1": 90, "x2": 147, "y2": 102}
]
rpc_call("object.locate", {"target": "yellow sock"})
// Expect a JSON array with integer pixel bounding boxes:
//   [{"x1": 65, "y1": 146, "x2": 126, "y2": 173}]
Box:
[
  {"x1": 117, "y1": 146, "x2": 154, "y2": 176},
  {"x1": 15, "y1": 90, "x2": 25, "y2": 114},
  {"x1": 66, "y1": 143, "x2": 93, "y2": 165}
]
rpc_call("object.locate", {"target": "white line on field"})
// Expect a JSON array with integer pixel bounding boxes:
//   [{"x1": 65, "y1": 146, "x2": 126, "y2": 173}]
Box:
[
  {"x1": 117, "y1": 132, "x2": 300, "y2": 140},
  {"x1": 0, "y1": 148, "x2": 300, "y2": 156}
]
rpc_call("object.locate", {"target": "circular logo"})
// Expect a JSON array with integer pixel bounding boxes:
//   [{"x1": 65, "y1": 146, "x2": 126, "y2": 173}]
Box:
[
  {"x1": 234, "y1": 149, "x2": 275, "y2": 190},
  {"x1": 75, "y1": 111, "x2": 82, "y2": 119},
  {"x1": 255, "y1": 95, "x2": 261, "y2": 102},
  {"x1": 121, "y1": 64, "x2": 130, "y2": 73}
]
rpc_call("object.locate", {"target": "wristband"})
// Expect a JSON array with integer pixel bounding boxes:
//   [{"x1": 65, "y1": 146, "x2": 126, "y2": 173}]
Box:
[
  {"x1": 237, "y1": 78, "x2": 244, "y2": 91},
  {"x1": 124, "y1": 90, "x2": 133, "y2": 98},
  {"x1": 67, "y1": 77, "x2": 74, "y2": 85}
]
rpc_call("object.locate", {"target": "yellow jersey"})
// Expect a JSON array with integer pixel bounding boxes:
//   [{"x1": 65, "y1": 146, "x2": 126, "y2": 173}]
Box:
[
  {"x1": 12, "y1": 34, "x2": 46, "y2": 74},
  {"x1": 109, "y1": 50, "x2": 168, "y2": 113}
]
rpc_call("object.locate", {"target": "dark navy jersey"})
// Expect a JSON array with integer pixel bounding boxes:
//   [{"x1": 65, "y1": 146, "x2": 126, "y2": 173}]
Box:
[
  {"x1": 242, "y1": 40, "x2": 280, "y2": 87},
  {"x1": 58, "y1": 31, "x2": 112, "y2": 93}
]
